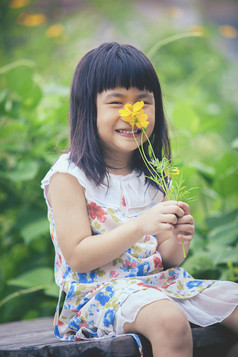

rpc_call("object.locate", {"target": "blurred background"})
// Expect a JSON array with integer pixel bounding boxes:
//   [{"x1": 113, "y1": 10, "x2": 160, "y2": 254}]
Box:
[{"x1": 0, "y1": 0, "x2": 238, "y2": 323}]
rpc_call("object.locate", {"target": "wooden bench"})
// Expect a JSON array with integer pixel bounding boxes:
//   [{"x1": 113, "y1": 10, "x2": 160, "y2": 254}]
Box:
[{"x1": 0, "y1": 317, "x2": 237, "y2": 356}]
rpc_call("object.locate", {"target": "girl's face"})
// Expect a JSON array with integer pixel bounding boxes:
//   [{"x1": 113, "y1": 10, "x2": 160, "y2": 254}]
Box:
[{"x1": 96, "y1": 87, "x2": 155, "y2": 168}]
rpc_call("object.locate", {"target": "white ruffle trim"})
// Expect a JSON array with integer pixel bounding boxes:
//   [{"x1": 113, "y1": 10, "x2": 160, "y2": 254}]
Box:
[{"x1": 113, "y1": 280, "x2": 238, "y2": 334}]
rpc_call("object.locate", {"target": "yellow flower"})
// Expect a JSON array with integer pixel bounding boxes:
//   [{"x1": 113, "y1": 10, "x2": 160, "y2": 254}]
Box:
[
  {"x1": 165, "y1": 167, "x2": 180, "y2": 178},
  {"x1": 168, "y1": 6, "x2": 183, "y2": 19},
  {"x1": 189, "y1": 25, "x2": 205, "y2": 36},
  {"x1": 118, "y1": 101, "x2": 149, "y2": 129},
  {"x1": 172, "y1": 168, "x2": 180, "y2": 175},
  {"x1": 10, "y1": 0, "x2": 30, "y2": 8},
  {"x1": 219, "y1": 25, "x2": 237, "y2": 39},
  {"x1": 17, "y1": 13, "x2": 46, "y2": 27},
  {"x1": 46, "y1": 24, "x2": 64, "y2": 38}
]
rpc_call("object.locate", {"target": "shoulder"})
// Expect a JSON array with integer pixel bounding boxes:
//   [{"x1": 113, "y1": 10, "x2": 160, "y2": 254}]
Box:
[
  {"x1": 41, "y1": 153, "x2": 88, "y2": 190},
  {"x1": 48, "y1": 171, "x2": 86, "y2": 209},
  {"x1": 41, "y1": 153, "x2": 91, "y2": 207}
]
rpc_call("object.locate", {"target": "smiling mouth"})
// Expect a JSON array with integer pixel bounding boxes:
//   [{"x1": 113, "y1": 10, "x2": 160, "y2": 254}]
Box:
[{"x1": 116, "y1": 129, "x2": 142, "y2": 134}]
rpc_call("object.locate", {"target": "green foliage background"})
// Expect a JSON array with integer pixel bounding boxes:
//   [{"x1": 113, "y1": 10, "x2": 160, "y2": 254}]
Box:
[{"x1": 0, "y1": 0, "x2": 238, "y2": 323}]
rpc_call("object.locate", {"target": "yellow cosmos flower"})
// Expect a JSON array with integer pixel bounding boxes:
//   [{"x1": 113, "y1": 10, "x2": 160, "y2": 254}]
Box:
[
  {"x1": 219, "y1": 25, "x2": 237, "y2": 39},
  {"x1": 165, "y1": 168, "x2": 180, "y2": 178},
  {"x1": 168, "y1": 6, "x2": 183, "y2": 19},
  {"x1": 46, "y1": 24, "x2": 64, "y2": 38},
  {"x1": 118, "y1": 101, "x2": 149, "y2": 129},
  {"x1": 172, "y1": 168, "x2": 180, "y2": 175},
  {"x1": 189, "y1": 25, "x2": 205, "y2": 36},
  {"x1": 17, "y1": 13, "x2": 46, "y2": 27},
  {"x1": 10, "y1": 0, "x2": 30, "y2": 9}
]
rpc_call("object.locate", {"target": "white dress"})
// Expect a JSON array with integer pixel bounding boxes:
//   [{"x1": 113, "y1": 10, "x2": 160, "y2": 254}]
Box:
[{"x1": 41, "y1": 153, "x2": 238, "y2": 345}]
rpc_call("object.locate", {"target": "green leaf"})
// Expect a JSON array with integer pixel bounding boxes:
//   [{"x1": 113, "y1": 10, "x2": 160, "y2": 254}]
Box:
[
  {"x1": 172, "y1": 100, "x2": 200, "y2": 133},
  {"x1": 208, "y1": 245, "x2": 238, "y2": 265},
  {"x1": 22, "y1": 83, "x2": 42, "y2": 109},
  {"x1": 5, "y1": 160, "x2": 39, "y2": 182},
  {"x1": 190, "y1": 161, "x2": 215, "y2": 181},
  {"x1": 7, "y1": 267, "x2": 54, "y2": 288},
  {"x1": 231, "y1": 137, "x2": 238, "y2": 151},
  {"x1": 20, "y1": 218, "x2": 49, "y2": 244},
  {"x1": 44, "y1": 284, "x2": 59, "y2": 298},
  {"x1": 6, "y1": 65, "x2": 34, "y2": 97},
  {"x1": 212, "y1": 151, "x2": 238, "y2": 197},
  {"x1": 182, "y1": 253, "x2": 214, "y2": 275},
  {"x1": 206, "y1": 208, "x2": 238, "y2": 229},
  {"x1": 207, "y1": 220, "x2": 238, "y2": 247}
]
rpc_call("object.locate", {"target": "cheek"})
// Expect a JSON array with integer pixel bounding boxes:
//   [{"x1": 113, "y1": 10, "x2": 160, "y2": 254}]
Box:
[
  {"x1": 147, "y1": 113, "x2": 155, "y2": 137},
  {"x1": 146, "y1": 123, "x2": 154, "y2": 137}
]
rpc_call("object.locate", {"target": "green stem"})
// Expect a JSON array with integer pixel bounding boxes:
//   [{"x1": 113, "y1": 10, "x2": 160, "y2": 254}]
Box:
[
  {"x1": 0, "y1": 285, "x2": 50, "y2": 308},
  {"x1": 141, "y1": 129, "x2": 171, "y2": 197},
  {"x1": 132, "y1": 126, "x2": 157, "y2": 180},
  {"x1": 182, "y1": 241, "x2": 186, "y2": 258},
  {"x1": 147, "y1": 32, "x2": 203, "y2": 59},
  {"x1": 141, "y1": 128, "x2": 163, "y2": 178},
  {"x1": 0, "y1": 59, "x2": 35, "y2": 75},
  {"x1": 142, "y1": 129, "x2": 157, "y2": 162}
]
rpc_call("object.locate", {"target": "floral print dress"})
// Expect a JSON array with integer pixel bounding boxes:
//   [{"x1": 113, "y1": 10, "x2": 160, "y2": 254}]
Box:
[{"x1": 41, "y1": 153, "x2": 238, "y2": 346}]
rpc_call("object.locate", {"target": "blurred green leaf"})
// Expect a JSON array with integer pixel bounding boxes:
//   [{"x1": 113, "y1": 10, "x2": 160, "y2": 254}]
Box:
[
  {"x1": 20, "y1": 218, "x2": 49, "y2": 244},
  {"x1": 190, "y1": 161, "x2": 215, "y2": 182},
  {"x1": 182, "y1": 253, "x2": 214, "y2": 276},
  {"x1": 207, "y1": 220, "x2": 238, "y2": 247},
  {"x1": 44, "y1": 284, "x2": 59, "y2": 298},
  {"x1": 208, "y1": 246, "x2": 238, "y2": 265},
  {"x1": 3, "y1": 160, "x2": 39, "y2": 182},
  {"x1": 22, "y1": 83, "x2": 42, "y2": 109},
  {"x1": 172, "y1": 100, "x2": 200, "y2": 133},
  {"x1": 206, "y1": 208, "x2": 238, "y2": 229},
  {"x1": 231, "y1": 138, "x2": 238, "y2": 151},
  {"x1": 7, "y1": 267, "x2": 54, "y2": 288},
  {"x1": 6, "y1": 65, "x2": 34, "y2": 97}
]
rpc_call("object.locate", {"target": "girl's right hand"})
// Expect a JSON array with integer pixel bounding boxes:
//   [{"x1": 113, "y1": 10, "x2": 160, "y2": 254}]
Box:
[{"x1": 137, "y1": 200, "x2": 185, "y2": 236}]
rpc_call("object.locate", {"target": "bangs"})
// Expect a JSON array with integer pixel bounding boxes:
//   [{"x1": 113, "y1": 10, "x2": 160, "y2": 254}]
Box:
[{"x1": 88, "y1": 43, "x2": 158, "y2": 95}]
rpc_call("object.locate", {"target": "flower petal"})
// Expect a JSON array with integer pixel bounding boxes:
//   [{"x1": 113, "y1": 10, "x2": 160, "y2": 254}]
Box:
[
  {"x1": 133, "y1": 101, "x2": 144, "y2": 112},
  {"x1": 123, "y1": 116, "x2": 135, "y2": 127},
  {"x1": 118, "y1": 109, "x2": 131, "y2": 117},
  {"x1": 124, "y1": 103, "x2": 133, "y2": 112},
  {"x1": 135, "y1": 113, "x2": 149, "y2": 128}
]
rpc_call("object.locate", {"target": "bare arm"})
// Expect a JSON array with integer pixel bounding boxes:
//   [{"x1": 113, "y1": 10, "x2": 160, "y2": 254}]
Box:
[{"x1": 48, "y1": 173, "x2": 185, "y2": 273}]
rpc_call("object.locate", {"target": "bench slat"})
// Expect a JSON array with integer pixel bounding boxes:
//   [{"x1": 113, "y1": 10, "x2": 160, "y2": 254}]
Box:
[{"x1": 0, "y1": 317, "x2": 237, "y2": 357}]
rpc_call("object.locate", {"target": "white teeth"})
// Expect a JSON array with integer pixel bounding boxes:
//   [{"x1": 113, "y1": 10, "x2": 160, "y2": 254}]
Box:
[{"x1": 117, "y1": 129, "x2": 139, "y2": 134}]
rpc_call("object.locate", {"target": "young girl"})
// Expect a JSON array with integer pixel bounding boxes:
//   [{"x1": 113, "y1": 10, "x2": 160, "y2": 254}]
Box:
[{"x1": 41, "y1": 42, "x2": 238, "y2": 357}]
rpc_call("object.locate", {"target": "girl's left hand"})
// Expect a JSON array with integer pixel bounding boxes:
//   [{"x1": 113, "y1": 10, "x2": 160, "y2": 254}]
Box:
[{"x1": 174, "y1": 202, "x2": 194, "y2": 245}]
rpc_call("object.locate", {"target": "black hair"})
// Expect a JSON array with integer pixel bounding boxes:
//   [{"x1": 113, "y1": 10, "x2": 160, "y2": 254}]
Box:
[{"x1": 69, "y1": 42, "x2": 171, "y2": 187}]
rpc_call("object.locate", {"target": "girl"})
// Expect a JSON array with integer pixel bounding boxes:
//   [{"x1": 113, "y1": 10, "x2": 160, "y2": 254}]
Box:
[{"x1": 41, "y1": 42, "x2": 238, "y2": 357}]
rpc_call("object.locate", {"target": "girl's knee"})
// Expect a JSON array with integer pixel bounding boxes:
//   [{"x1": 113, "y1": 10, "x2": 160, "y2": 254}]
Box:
[
  {"x1": 124, "y1": 300, "x2": 192, "y2": 344},
  {"x1": 157, "y1": 303, "x2": 191, "y2": 341}
]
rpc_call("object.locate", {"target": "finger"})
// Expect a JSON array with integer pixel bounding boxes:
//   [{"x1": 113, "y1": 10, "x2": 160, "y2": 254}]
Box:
[
  {"x1": 161, "y1": 200, "x2": 178, "y2": 206},
  {"x1": 176, "y1": 233, "x2": 193, "y2": 243},
  {"x1": 161, "y1": 205, "x2": 185, "y2": 218},
  {"x1": 176, "y1": 214, "x2": 194, "y2": 224},
  {"x1": 175, "y1": 224, "x2": 194, "y2": 234},
  {"x1": 161, "y1": 214, "x2": 178, "y2": 225},
  {"x1": 162, "y1": 223, "x2": 174, "y2": 231},
  {"x1": 177, "y1": 201, "x2": 190, "y2": 215}
]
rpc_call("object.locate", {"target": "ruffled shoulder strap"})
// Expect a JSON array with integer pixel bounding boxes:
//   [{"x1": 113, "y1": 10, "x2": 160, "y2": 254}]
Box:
[{"x1": 41, "y1": 153, "x2": 88, "y2": 208}]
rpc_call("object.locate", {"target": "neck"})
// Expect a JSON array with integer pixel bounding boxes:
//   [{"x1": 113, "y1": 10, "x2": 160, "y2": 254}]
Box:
[{"x1": 104, "y1": 152, "x2": 133, "y2": 176}]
